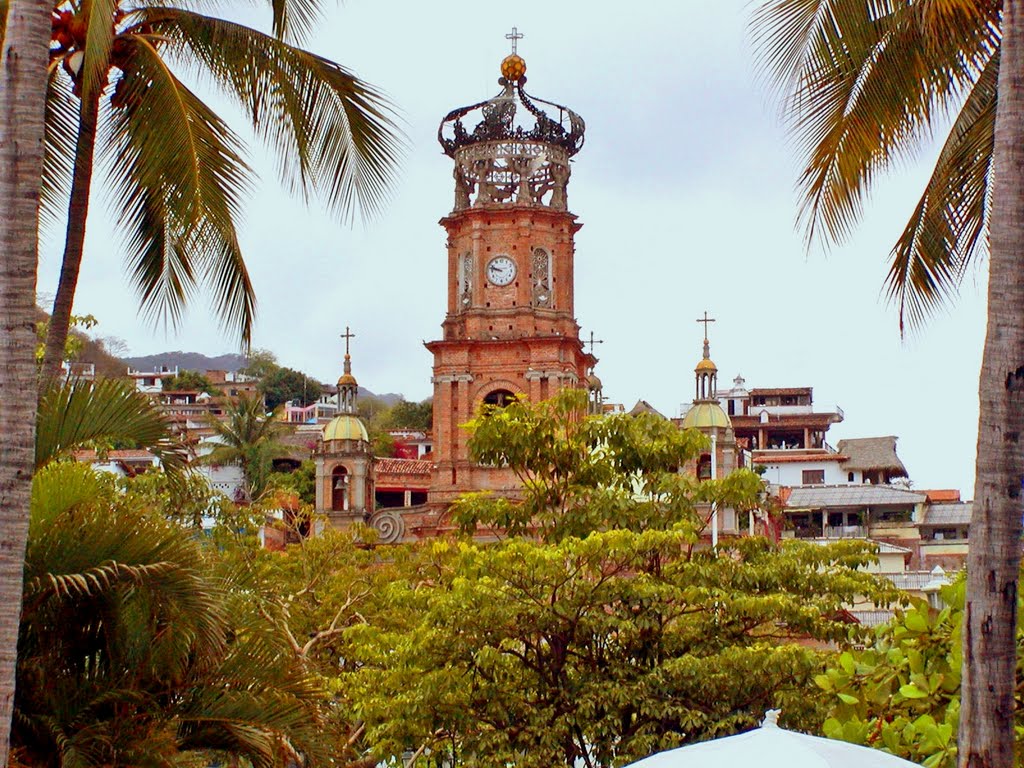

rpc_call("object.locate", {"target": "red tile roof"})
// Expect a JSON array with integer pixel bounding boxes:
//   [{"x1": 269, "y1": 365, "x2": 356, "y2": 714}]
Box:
[
  {"x1": 73, "y1": 449, "x2": 156, "y2": 461},
  {"x1": 374, "y1": 458, "x2": 432, "y2": 476},
  {"x1": 752, "y1": 452, "x2": 848, "y2": 464},
  {"x1": 922, "y1": 489, "x2": 961, "y2": 503}
]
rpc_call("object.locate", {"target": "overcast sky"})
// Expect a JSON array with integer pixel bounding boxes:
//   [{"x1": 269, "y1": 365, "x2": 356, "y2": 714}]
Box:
[{"x1": 38, "y1": 0, "x2": 987, "y2": 497}]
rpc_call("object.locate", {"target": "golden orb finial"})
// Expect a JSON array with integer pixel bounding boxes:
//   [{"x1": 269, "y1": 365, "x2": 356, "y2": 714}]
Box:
[{"x1": 501, "y1": 54, "x2": 526, "y2": 82}]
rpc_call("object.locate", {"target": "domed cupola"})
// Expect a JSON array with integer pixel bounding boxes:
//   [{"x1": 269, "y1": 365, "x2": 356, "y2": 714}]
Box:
[
  {"x1": 323, "y1": 326, "x2": 369, "y2": 446},
  {"x1": 438, "y1": 34, "x2": 585, "y2": 212},
  {"x1": 681, "y1": 312, "x2": 732, "y2": 431}
]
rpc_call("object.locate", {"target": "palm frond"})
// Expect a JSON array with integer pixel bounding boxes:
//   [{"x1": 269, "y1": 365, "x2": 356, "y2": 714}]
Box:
[
  {"x1": 80, "y1": 0, "x2": 118, "y2": 101},
  {"x1": 752, "y1": 0, "x2": 999, "y2": 246},
  {"x1": 41, "y1": 69, "x2": 79, "y2": 229},
  {"x1": 886, "y1": 48, "x2": 998, "y2": 333},
  {"x1": 35, "y1": 377, "x2": 188, "y2": 476},
  {"x1": 142, "y1": 7, "x2": 404, "y2": 220},
  {"x1": 102, "y1": 31, "x2": 256, "y2": 346}
]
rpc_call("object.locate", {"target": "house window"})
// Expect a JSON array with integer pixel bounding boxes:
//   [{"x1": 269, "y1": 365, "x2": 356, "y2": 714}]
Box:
[
  {"x1": 848, "y1": 472, "x2": 855, "y2": 482},
  {"x1": 728, "y1": 400, "x2": 735, "y2": 416},
  {"x1": 802, "y1": 469, "x2": 825, "y2": 485}
]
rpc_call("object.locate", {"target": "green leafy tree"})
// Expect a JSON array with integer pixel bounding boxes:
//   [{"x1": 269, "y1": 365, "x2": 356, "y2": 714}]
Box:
[
  {"x1": 35, "y1": 376, "x2": 187, "y2": 476},
  {"x1": 123, "y1": 469, "x2": 235, "y2": 530},
  {"x1": 751, "y1": 4, "x2": 1024, "y2": 765},
  {"x1": 383, "y1": 398, "x2": 433, "y2": 431},
  {"x1": 817, "y1": 578, "x2": 1024, "y2": 768},
  {"x1": 268, "y1": 459, "x2": 317, "y2": 506},
  {"x1": 357, "y1": 395, "x2": 397, "y2": 457},
  {"x1": 216, "y1": 524, "x2": 405, "y2": 766},
  {"x1": 162, "y1": 368, "x2": 219, "y2": 395},
  {"x1": 452, "y1": 389, "x2": 763, "y2": 541},
  {"x1": 259, "y1": 366, "x2": 323, "y2": 410},
  {"x1": 346, "y1": 391, "x2": 897, "y2": 768},
  {"x1": 202, "y1": 393, "x2": 287, "y2": 501},
  {"x1": 13, "y1": 460, "x2": 327, "y2": 766},
  {"x1": 239, "y1": 348, "x2": 279, "y2": 380},
  {"x1": 38, "y1": 0, "x2": 403, "y2": 379},
  {"x1": 34, "y1": 312, "x2": 96, "y2": 363}
]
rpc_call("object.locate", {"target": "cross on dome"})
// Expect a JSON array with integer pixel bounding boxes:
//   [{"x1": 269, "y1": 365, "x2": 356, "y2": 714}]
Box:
[
  {"x1": 505, "y1": 26, "x2": 523, "y2": 55},
  {"x1": 696, "y1": 311, "x2": 716, "y2": 342},
  {"x1": 340, "y1": 325, "x2": 355, "y2": 357}
]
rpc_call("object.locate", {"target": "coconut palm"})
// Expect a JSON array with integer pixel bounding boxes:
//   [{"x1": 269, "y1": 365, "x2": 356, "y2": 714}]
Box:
[
  {"x1": 13, "y1": 460, "x2": 327, "y2": 766},
  {"x1": 35, "y1": 376, "x2": 188, "y2": 473},
  {"x1": 751, "y1": 3, "x2": 1024, "y2": 766},
  {"x1": 203, "y1": 393, "x2": 288, "y2": 502},
  {"x1": 36, "y1": 0, "x2": 402, "y2": 379},
  {"x1": 0, "y1": 1, "x2": 64, "y2": 762}
]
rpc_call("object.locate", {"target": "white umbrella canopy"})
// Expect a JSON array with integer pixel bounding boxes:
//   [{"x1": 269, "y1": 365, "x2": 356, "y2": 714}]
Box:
[{"x1": 624, "y1": 712, "x2": 921, "y2": 768}]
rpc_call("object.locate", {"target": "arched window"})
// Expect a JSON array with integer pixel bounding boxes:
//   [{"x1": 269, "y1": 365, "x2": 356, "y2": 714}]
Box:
[
  {"x1": 331, "y1": 466, "x2": 349, "y2": 511},
  {"x1": 697, "y1": 453, "x2": 713, "y2": 481},
  {"x1": 483, "y1": 389, "x2": 516, "y2": 409}
]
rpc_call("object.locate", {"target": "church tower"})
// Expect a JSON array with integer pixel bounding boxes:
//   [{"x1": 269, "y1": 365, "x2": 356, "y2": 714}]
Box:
[
  {"x1": 315, "y1": 328, "x2": 373, "y2": 527},
  {"x1": 426, "y1": 39, "x2": 596, "y2": 508},
  {"x1": 680, "y1": 313, "x2": 737, "y2": 482}
]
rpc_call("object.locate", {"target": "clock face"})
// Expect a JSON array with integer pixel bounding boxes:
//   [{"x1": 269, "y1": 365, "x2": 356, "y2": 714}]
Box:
[{"x1": 486, "y1": 256, "x2": 517, "y2": 286}]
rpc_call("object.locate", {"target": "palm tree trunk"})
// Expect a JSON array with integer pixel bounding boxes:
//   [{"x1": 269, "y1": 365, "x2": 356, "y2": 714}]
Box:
[
  {"x1": 960, "y1": 3, "x2": 1024, "y2": 768},
  {"x1": 41, "y1": 88, "x2": 102, "y2": 383},
  {"x1": 0, "y1": 1, "x2": 55, "y2": 762}
]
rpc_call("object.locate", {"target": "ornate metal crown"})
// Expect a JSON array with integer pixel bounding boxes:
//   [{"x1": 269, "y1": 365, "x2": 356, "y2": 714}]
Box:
[
  {"x1": 438, "y1": 59, "x2": 586, "y2": 212},
  {"x1": 438, "y1": 74, "x2": 586, "y2": 158}
]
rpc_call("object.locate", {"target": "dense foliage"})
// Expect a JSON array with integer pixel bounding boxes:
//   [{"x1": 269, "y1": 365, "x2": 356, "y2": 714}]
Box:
[
  {"x1": 161, "y1": 368, "x2": 219, "y2": 395},
  {"x1": 260, "y1": 366, "x2": 324, "y2": 410},
  {"x1": 13, "y1": 462, "x2": 325, "y2": 767},
  {"x1": 818, "y1": 579, "x2": 1024, "y2": 768}
]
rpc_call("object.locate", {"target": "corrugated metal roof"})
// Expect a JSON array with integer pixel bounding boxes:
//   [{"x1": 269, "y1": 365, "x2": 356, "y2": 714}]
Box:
[
  {"x1": 786, "y1": 485, "x2": 926, "y2": 508},
  {"x1": 885, "y1": 571, "x2": 950, "y2": 591},
  {"x1": 922, "y1": 502, "x2": 973, "y2": 526},
  {"x1": 849, "y1": 609, "x2": 895, "y2": 627}
]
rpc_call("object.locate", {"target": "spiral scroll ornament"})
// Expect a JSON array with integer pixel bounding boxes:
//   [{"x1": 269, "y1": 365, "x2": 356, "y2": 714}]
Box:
[{"x1": 370, "y1": 510, "x2": 405, "y2": 544}]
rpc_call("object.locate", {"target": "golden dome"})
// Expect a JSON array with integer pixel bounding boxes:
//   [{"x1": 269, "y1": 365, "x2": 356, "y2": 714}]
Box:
[
  {"x1": 337, "y1": 372, "x2": 358, "y2": 387},
  {"x1": 680, "y1": 402, "x2": 732, "y2": 430},
  {"x1": 501, "y1": 54, "x2": 527, "y2": 82},
  {"x1": 322, "y1": 414, "x2": 369, "y2": 443},
  {"x1": 695, "y1": 357, "x2": 718, "y2": 372}
]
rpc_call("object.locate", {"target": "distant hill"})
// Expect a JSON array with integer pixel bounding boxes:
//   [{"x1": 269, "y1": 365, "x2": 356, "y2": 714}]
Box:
[
  {"x1": 121, "y1": 350, "x2": 406, "y2": 403},
  {"x1": 33, "y1": 307, "x2": 127, "y2": 378},
  {"x1": 121, "y1": 351, "x2": 248, "y2": 373}
]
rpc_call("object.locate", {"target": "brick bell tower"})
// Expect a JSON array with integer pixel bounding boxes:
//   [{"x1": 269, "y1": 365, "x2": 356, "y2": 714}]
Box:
[{"x1": 426, "y1": 39, "x2": 597, "y2": 510}]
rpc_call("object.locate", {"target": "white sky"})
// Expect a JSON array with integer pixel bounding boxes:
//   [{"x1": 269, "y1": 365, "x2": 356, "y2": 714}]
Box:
[{"x1": 38, "y1": 0, "x2": 987, "y2": 497}]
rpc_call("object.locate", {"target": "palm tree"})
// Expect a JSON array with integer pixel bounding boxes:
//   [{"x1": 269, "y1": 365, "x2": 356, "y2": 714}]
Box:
[
  {"x1": 0, "y1": 1, "x2": 64, "y2": 762},
  {"x1": 35, "y1": 376, "x2": 188, "y2": 472},
  {"x1": 14, "y1": 460, "x2": 327, "y2": 766},
  {"x1": 751, "y1": 3, "x2": 1023, "y2": 767},
  {"x1": 37, "y1": 0, "x2": 402, "y2": 379},
  {"x1": 203, "y1": 393, "x2": 288, "y2": 502}
]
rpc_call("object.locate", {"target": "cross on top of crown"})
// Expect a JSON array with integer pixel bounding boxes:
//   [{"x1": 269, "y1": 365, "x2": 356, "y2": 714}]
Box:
[{"x1": 506, "y1": 26, "x2": 523, "y2": 55}]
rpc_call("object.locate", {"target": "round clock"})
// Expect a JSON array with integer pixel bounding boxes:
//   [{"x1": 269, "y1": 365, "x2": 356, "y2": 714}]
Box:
[{"x1": 486, "y1": 256, "x2": 516, "y2": 286}]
